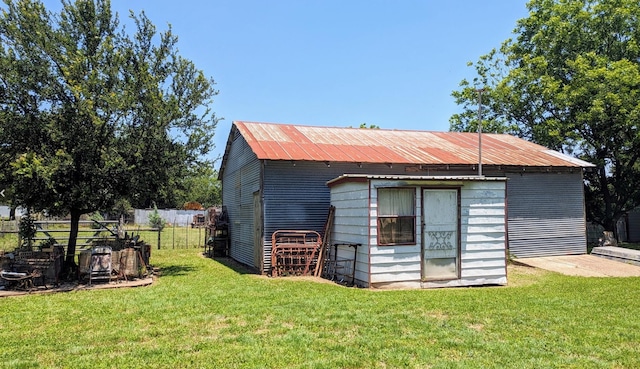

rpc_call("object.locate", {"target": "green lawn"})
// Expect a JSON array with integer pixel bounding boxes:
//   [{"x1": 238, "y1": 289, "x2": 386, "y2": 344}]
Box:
[
  {"x1": 1, "y1": 248, "x2": 639, "y2": 368},
  {"x1": 0, "y1": 226, "x2": 207, "y2": 252}
]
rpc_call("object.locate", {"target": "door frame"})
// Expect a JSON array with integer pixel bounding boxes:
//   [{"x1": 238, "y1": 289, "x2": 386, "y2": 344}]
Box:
[{"x1": 420, "y1": 187, "x2": 462, "y2": 281}]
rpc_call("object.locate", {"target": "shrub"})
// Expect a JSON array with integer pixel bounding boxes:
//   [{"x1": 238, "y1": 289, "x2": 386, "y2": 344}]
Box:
[
  {"x1": 148, "y1": 204, "x2": 166, "y2": 231},
  {"x1": 18, "y1": 212, "x2": 37, "y2": 249},
  {"x1": 90, "y1": 211, "x2": 105, "y2": 229}
]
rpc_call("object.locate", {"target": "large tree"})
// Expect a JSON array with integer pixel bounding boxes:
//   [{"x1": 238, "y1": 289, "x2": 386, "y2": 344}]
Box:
[
  {"x1": 450, "y1": 0, "x2": 640, "y2": 235},
  {"x1": 0, "y1": 0, "x2": 218, "y2": 268},
  {"x1": 175, "y1": 166, "x2": 222, "y2": 208}
]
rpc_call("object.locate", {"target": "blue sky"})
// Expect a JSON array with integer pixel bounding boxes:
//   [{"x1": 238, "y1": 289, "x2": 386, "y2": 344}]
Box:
[{"x1": 41, "y1": 0, "x2": 530, "y2": 162}]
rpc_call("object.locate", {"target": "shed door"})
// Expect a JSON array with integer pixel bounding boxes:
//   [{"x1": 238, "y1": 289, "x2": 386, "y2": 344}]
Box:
[
  {"x1": 253, "y1": 191, "x2": 263, "y2": 272},
  {"x1": 422, "y1": 189, "x2": 460, "y2": 281}
]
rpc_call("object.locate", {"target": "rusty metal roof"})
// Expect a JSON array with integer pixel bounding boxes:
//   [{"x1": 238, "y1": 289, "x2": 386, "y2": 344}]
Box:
[{"x1": 228, "y1": 121, "x2": 594, "y2": 168}]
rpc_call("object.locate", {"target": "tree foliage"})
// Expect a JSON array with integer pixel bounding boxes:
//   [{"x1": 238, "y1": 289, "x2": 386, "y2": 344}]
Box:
[
  {"x1": 175, "y1": 166, "x2": 221, "y2": 208},
  {"x1": 0, "y1": 0, "x2": 219, "y2": 267},
  {"x1": 359, "y1": 123, "x2": 380, "y2": 129},
  {"x1": 450, "y1": 0, "x2": 640, "y2": 232},
  {"x1": 148, "y1": 203, "x2": 166, "y2": 232}
]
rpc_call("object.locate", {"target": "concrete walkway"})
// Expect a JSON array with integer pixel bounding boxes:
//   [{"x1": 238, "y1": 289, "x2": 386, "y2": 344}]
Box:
[{"x1": 514, "y1": 254, "x2": 640, "y2": 277}]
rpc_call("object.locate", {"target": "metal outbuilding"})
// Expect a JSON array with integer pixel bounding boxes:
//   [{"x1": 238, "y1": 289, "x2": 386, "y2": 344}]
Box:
[{"x1": 218, "y1": 121, "x2": 594, "y2": 275}]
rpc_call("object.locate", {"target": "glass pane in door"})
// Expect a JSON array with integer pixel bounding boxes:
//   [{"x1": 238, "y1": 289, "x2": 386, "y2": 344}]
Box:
[{"x1": 422, "y1": 189, "x2": 459, "y2": 280}]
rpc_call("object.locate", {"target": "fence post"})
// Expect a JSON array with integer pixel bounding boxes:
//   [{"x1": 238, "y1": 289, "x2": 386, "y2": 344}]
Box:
[{"x1": 157, "y1": 228, "x2": 161, "y2": 250}]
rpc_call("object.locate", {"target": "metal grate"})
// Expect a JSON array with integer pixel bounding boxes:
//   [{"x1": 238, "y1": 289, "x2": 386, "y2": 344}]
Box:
[{"x1": 270, "y1": 230, "x2": 321, "y2": 277}]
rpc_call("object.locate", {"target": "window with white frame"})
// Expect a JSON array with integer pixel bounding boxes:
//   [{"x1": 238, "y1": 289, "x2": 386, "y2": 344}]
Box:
[{"x1": 377, "y1": 188, "x2": 416, "y2": 245}]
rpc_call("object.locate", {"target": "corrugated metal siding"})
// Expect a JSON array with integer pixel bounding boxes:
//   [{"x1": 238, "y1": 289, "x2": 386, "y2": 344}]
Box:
[
  {"x1": 627, "y1": 209, "x2": 640, "y2": 242},
  {"x1": 506, "y1": 172, "x2": 587, "y2": 257},
  {"x1": 221, "y1": 132, "x2": 262, "y2": 269},
  {"x1": 262, "y1": 161, "x2": 402, "y2": 273}
]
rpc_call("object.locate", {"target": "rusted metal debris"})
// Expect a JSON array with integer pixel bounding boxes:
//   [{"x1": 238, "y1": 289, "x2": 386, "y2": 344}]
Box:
[
  {"x1": 271, "y1": 230, "x2": 322, "y2": 277},
  {"x1": 204, "y1": 206, "x2": 229, "y2": 257}
]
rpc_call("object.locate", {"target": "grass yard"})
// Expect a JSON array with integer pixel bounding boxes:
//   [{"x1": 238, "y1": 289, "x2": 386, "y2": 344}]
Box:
[
  {"x1": 0, "y1": 225, "x2": 207, "y2": 252},
  {"x1": 0, "y1": 248, "x2": 639, "y2": 368}
]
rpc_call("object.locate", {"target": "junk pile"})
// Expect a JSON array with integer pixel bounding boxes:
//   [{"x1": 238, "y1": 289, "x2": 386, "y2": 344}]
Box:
[
  {"x1": 0, "y1": 246, "x2": 63, "y2": 291},
  {"x1": 205, "y1": 206, "x2": 229, "y2": 257},
  {"x1": 269, "y1": 206, "x2": 358, "y2": 285},
  {"x1": 270, "y1": 207, "x2": 334, "y2": 278},
  {"x1": 191, "y1": 214, "x2": 206, "y2": 228},
  {"x1": 79, "y1": 231, "x2": 151, "y2": 285},
  {"x1": 0, "y1": 220, "x2": 151, "y2": 291}
]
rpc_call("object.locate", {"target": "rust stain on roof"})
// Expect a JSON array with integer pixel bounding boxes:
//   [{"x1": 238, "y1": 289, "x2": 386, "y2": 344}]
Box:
[{"x1": 230, "y1": 121, "x2": 594, "y2": 168}]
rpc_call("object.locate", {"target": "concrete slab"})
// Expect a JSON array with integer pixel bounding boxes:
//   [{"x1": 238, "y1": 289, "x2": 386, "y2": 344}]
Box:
[
  {"x1": 514, "y1": 254, "x2": 640, "y2": 277},
  {"x1": 591, "y1": 246, "x2": 640, "y2": 267}
]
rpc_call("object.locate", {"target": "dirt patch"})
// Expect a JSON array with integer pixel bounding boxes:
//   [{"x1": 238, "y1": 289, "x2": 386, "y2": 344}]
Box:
[{"x1": 0, "y1": 277, "x2": 154, "y2": 298}]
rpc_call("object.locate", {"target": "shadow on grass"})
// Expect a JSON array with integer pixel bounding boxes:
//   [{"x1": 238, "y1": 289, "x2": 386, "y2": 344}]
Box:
[
  {"x1": 157, "y1": 265, "x2": 198, "y2": 277},
  {"x1": 207, "y1": 255, "x2": 258, "y2": 275}
]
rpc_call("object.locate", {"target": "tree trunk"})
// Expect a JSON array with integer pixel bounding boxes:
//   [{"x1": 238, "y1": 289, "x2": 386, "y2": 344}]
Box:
[
  {"x1": 603, "y1": 218, "x2": 619, "y2": 244},
  {"x1": 64, "y1": 209, "x2": 81, "y2": 273},
  {"x1": 601, "y1": 231, "x2": 618, "y2": 246}
]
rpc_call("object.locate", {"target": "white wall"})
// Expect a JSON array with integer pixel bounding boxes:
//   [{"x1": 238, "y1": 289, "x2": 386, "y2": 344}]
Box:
[
  {"x1": 0, "y1": 206, "x2": 26, "y2": 219},
  {"x1": 330, "y1": 177, "x2": 508, "y2": 289},
  {"x1": 329, "y1": 181, "x2": 370, "y2": 285},
  {"x1": 134, "y1": 209, "x2": 206, "y2": 226}
]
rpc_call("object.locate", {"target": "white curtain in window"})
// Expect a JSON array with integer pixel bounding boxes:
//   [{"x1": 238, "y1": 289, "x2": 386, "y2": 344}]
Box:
[{"x1": 378, "y1": 189, "x2": 414, "y2": 216}]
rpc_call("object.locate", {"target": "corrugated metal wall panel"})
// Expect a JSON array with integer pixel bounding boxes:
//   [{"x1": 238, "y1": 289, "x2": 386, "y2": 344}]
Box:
[
  {"x1": 627, "y1": 209, "x2": 640, "y2": 242},
  {"x1": 221, "y1": 132, "x2": 262, "y2": 269},
  {"x1": 506, "y1": 172, "x2": 587, "y2": 257},
  {"x1": 262, "y1": 161, "x2": 401, "y2": 273}
]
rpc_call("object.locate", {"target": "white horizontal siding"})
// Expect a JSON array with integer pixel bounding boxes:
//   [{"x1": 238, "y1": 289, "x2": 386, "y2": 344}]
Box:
[
  {"x1": 370, "y1": 253, "x2": 421, "y2": 264},
  {"x1": 421, "y1": 276, "x2": 507, "y2": 288},
  {"x1": 461, "y1": 232, "x2": 506, "y2": 243},
  {"x1": 370, "y1": 270, "x2": 420, "y2": 284},
  {"x1": 330, "y1": 178, "x2": 507, "y2": 288},
  {"x1": 461, "y1": 267, "x2": 508, "y2": 278},
  {"x1": 330, "y1": 183, "x2": 370, "y2": 286},
  {"x1": 461, "y1": 249, "x2": 506, "y2": 260},
  {"x1": 458, "y1": 181, "x2": 507, "y2": 284},
  {"x1": 461, "y1": 258, "x2": 506, "y2": 269},
  {"x1": 370, "y1": 244, "x2": 421, "y2": 255},
  {"x1": 370, "y1": 262, "x2": 421, "y2": 274},
  {"x1": 465, "y1": 224, "x2": 506, "y2": 233},
  {"x1": 463, "y1": 242, "x2": 507, "y2": 251}
]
